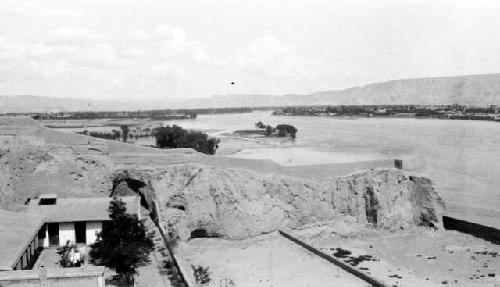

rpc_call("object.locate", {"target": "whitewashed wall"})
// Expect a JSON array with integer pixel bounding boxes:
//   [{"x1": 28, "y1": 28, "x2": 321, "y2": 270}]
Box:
[
  {"x1": 59, "y1": 223, "x2": 75, "y2": 246},
  {"x1": 43, "y1": 225, "x2": 49, "y2": 247},
  {"x1": 86, "y1": 222, "x2": 102, "y2": 245}
]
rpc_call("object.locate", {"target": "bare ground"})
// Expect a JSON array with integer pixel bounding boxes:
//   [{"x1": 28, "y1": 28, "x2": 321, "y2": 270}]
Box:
[
  {"x1": 176, "y1": 232, "x2": 371, "y2": 287},
  {"x1": 292, "y1": 224, "x2": 500, "y2": 287}
]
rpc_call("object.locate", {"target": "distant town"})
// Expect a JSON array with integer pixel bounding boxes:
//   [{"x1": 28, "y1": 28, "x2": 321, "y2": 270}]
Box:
[
  {"x1": 2, "y1": 104, "x2": 500, "y2": 122},
  {"x1": 272, "y1": 104, "x2": 500, "y2": 121},
  {"x1": 0, "y1": 107, "x2": 252, "y2": 120}
]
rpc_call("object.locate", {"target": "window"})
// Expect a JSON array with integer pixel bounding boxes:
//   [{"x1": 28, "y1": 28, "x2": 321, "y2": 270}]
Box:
[{"x1": 39, "y1": 198, "x2": 56, "y2": 205}]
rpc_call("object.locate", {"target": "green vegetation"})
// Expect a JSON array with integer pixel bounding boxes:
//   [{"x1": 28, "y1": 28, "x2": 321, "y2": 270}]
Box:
[
  {"x1": 120, "y1": 125, "x2": 129, "y2": 142},
  {"x1": 90, "y1": 198, "x2": 154, "y2": 286},
  {"x1": 254, "y1": 121, "x2": 298, "y2": 138},
  {"x1": 191, "y1": 264, "x2": 211, "y2": 285},
  {"x1": 254, "y1": 121, "x2": 265, "y2": 129},
  {"x1": 272, "y1": 104, "x2": 500, "y2": 121},
  {"x1": 56, "y1": 241, "x2": 78, "y2": 267},
  {"x1": 154, "y1": 125, "x2": 220, "y2": 155},
  {"x1": 26, "y1": 107, "x2": 252, "y2": 120},
  {"x1": 79, "y1": 130, "x2": 121, "y2": 140},
  {"x1": 164, "y1": 258, "x2": 186, "y2": 287},
  {"x1": 276, "y1": 124, "x2": 297, "y2": 138}
]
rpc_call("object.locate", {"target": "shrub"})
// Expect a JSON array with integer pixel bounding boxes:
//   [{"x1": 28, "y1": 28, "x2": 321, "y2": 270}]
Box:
[
  {"x1": 121, "y1": 125, "x2": 129, "y2": 142},
  {"x1": 165, "y1": 221, "x2": 180, "y2": 250},
  {"x1": 191, "y1": 264, "x2": 211, "y2": 285},
  {"x1": 153, "y1": 125, "x2": 219, "y2": 155},
  {"x1": 276, "y1": 124, "x2": 297, "y2": 138},
  {"x1": 90, "y1": 198, "x2": 154, "y2": 285},
  {"x1": 56, "y1": 241, "x2": 77, "y2": 267}
]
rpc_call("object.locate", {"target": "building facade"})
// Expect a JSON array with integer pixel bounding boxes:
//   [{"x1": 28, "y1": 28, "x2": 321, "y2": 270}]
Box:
[{"x1": 27, "y1": 194, "x2": 141, "y2": 247}]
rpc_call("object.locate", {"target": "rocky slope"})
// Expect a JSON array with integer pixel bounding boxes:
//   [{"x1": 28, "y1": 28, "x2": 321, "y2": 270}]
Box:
[
  {"x1": 172, "y1": 73, "x2": 500, "y2": 108},
  {"x1": 0, "y1": 116, "x2": 445, "y2": 240},
  {"x1": 112, "y1": 165, "x2": 445, "y2": 240}
]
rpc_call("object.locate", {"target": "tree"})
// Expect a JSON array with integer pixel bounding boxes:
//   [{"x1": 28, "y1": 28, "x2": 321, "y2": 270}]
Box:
[
  {"x1": 90, "y1": 198, "x2": 154, "y2": 285},
  {"x1": 191, "y1": 265, "x2": 211, "y2": 285},
  {"x1": 264, "y1": 125, "x2": 273, "y2": 135},
  {"x1": 120, "y1": 125, "x2": 129, "y2": 142},
  {"x1": 56, "y1": 241, "x2": 77, "y2": 267},
  {"x1": 112, "y1": 130, "x2": 121, "y2": 140},
  {"x1": 276, "y1": 124, "x2": 297, "y2": 138},
  {"x1": 154, "y1": 125, "x2": 220, "y2": 155},
  {"x1": 254, "y1": 121, "x2": 265, "y2": 129}
]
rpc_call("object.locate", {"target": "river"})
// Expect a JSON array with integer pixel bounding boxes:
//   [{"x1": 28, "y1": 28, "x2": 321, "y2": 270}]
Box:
[{"x1": 165, "y1": 111, "x2": 500, "y2": 228}]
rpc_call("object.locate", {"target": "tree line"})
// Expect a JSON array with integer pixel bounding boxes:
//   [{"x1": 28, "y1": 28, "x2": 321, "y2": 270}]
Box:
[
  {"x1": 254, "y1": 121, "x2": 297, "y2": 138},
  {"x1": 78, "y1": 124, "x2": 220, "y2": 155},
  {"x1": 153, "y1": 125, "x2": 220, "y2": 155}
]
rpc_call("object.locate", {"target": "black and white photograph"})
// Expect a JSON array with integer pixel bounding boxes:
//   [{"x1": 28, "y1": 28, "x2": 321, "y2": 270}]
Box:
[{"x1": 0, "y1": 0, "x2": 500, "y2": 286}]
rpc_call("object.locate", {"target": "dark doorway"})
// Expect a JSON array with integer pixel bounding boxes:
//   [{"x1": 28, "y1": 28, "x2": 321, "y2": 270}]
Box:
[
  {"x1": 47, "y1": 223, "x2": 59, "y2": 246},
  {"x1": 190, "y1": 228, "x2": 209, "y2": 239},
  {"x1": 38, "y1": 224, "x2": 47, "y2": 247},
  {"x1": 75, "y1": 222, "x2": 86, "y2": 244}
]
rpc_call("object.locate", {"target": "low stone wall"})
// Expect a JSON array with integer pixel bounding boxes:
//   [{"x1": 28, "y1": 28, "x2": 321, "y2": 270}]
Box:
[
  {"x1": 278, "y1": 229, "x2": 387, "y2": 287},
  {"x1": 0, "y1": 266, "x2": 105, "y2": 287},
  {"x1": 151, "y1": 198, "x2": 190, "y2": 287},
  {"x1": 443, "y1": 216, "x2": 500, "y2": 244}
]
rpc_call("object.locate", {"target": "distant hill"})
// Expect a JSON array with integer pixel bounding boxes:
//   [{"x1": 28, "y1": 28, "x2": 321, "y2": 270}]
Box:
[
  {"x1": 0, "y1": 95, "x2": 151, "y2": 113},
  {"x1": 305, "y1": 73, "x2": 500, "y2": 106},
  {"x1": 3, "y1": 73, "x2": 500, "y2": 112},
  {"x1": 173, "y1": 73, "x2": 500, "y2": 108}
]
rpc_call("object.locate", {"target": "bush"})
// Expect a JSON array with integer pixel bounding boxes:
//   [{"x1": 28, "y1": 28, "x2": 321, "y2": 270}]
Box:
[
  {"x1": 276, "y1": 124, "x2": 297, "y2": 138},
  {"x1": 255, "y1": 121, "x2": 265, "y2": 129},
  {"x1": 252, "y1": 122, "x2": 296, "y2": 138},
  {"x1": 56, "y1": 241, "x2": 77, "y2": 267},
  {"x1": 164, "y1": 257, "x2": 186, "y2": 287},
  {"x1": 121, "y1": 125, "x2": 129, "y2": 142},
  {"x1": 191, "y1": 264, "x2": 211, "y2": 285},
  {"x1": 79, "y1": 130, "x2": 121, "y2": 140},
  {"x1": 90, "y1": 198, "x2": 154, "y2": 285},
  {"x1": 153, "y1": 125, "x2": 219, "y2": 155},
  {"x1": 165, "y1": 221, "x2": 180, "y2": 250},
  {"x1": 264, "y1": 125, "x2": 274, "y2": 135}
]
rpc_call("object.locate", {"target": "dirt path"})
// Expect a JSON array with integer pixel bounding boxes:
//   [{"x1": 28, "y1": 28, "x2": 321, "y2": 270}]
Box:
[
  {"x1": 177, "y1": 232, "x2": 370, "y2": 287},
  {"x1": 135, "y1": 208, "x2": 172, "y2": 287}
]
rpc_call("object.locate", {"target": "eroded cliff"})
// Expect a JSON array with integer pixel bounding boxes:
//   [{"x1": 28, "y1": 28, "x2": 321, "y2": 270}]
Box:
[
  {"x1": 0, "y1": 116, "x2": 445, "y2": 240},
  {"x1": 112, "y1": 165, "x2": 445, "y2": 240}
]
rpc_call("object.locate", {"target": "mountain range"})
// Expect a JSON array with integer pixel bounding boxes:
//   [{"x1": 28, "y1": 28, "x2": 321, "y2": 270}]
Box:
[
  {"x1": 2, "y1": 73, "x2": 500, "y2": 112},
  {"x1": 175, "y1": 73, "x2": 500, "y2": 108}
]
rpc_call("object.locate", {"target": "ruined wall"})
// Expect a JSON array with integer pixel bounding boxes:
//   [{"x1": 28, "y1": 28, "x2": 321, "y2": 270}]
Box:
[
  {"x1": 113, "y1": 165, "x2": 445, "y2": 241},
  {"x1": 0, "y1": 117, "x2": 446, "y2": 242}
]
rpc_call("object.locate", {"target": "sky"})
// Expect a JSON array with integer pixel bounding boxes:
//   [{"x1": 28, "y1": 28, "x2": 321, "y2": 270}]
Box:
[{"x1": 1, "y1": 0, "x2": 500, "y2": 102}]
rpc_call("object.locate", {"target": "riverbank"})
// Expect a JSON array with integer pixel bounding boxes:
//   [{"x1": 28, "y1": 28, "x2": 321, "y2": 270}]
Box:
[{"x1": 34, "y1": 111, "x2": 500, "y2": 231}]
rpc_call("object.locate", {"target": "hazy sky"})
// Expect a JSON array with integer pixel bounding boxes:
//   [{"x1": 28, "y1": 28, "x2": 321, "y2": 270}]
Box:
[{"x1": 1, "y1": 0, "x2": 500, "y2": 102}]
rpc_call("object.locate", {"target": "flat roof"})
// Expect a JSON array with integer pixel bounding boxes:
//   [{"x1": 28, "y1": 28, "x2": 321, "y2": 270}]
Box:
[
  {"x1": 25, "y1": 196, "x2": 140, "y2": 223},
  {"x1": 39, "y1": 194, "x2": 57, "y2": 199},
  {"x1": 0, "y1": 266, "x2": 105, "y2": 281},
  {"x1": 0, "y1": 209, "x2": 45, "y2": 271}
]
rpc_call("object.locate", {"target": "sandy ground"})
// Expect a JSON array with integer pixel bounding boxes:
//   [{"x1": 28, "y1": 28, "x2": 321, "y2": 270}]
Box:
[
  {"x1": 292, "y1": 225, "x2": 500, "y2": 287},
  {"x1": 229, "y1": 147, "x2": 387, "y2": 166},
  {"x1": 135, "y1": 253, "x2": 171, "y2": 287},
  {"x1": 177, "y1": 232, "x2": 371, "y2": 287}
]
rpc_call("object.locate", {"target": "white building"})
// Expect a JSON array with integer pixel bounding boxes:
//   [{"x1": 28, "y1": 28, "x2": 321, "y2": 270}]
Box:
[
  {"x1": 0, "y1": 209, "x2": 44, "y2": 270},
  {"x1": 26, "y1": 194, "x2": 141, "y2": 247}
]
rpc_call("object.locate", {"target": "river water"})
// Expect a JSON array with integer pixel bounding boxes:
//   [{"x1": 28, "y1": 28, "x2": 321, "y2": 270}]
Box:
[{"x1": 165, "y1": 111, "x2": 500, "y2": 228}]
